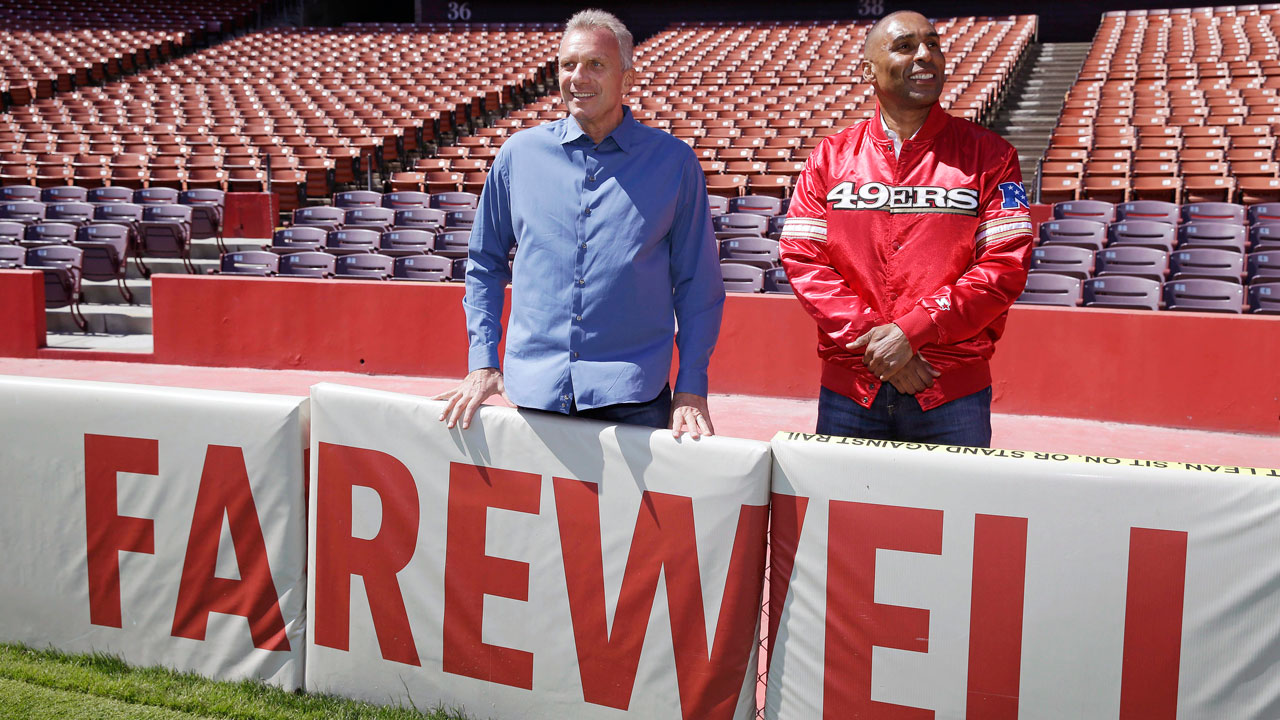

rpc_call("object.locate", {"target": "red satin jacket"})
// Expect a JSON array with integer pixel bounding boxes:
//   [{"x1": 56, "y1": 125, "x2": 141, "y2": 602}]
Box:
[{"x1": 780, "y1": 103, "x2": 1032, "y2": 411}]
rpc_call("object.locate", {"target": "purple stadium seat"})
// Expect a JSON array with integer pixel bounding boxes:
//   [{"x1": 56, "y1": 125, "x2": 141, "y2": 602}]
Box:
[
  {"x1": 1248, "y1": 222, "x2": 1280, "y2": 251},
  {"x1": 721, "y1": 261, "x2": 764, "y2": 293},
  {"x1": 1108, "y1": 220, "x2": 1176, "y2": 252},
  {"x1": 292, "y1": 206, "x2": 346, "y2": 232},
  {"x1": 134, "y1": 187, "x2": 180, "y2": 205},
  {"x1": 729, "y1": 195, "x2": 785, "y2": 217},
  {"x1": 445, "y1": 208, "x2": 476, "y2": 229},
  {"x1": 1083, "y1": 276, "x2": 1161, "y2": 310},
  {"x1": 432, "y1": 229, "x2": 471, "y2": 259},
  {"x1": 0, "y1": 244, "x2": 24, "y2": 268},
  {"x1": 1117, "y1": 200, "x2": 1179, "y2": 225},
  {"x1": 714, "y1": 212, "x2": 769, "y2": 240},
  {"x1": 1164, "y1": 278, "x2": 1244, "y2": 313},
  {"x1": 1030, "y1": 244, "x2": 1094, "y2": 279},
  {"x1": 1018, "y1": 271, "x2": 1083, "y2": 306},
  {"x1": 1248, "y1": 282, "x2": 1280, "y2": 314},
  {"x1": 75, "y1": 223, "x2": 133, "y2": 303},
  {"x1": 1247, "y1": 203, "x2": 1280, "y2": 225},
  {"x1": 88, "y1": 186, "x2": 135, "y2": 205},
  {"x1": 45, "y1": 202, "x2": 94, "y2": 226},
  {"x1": 342, "y1": 206, "x2": 396, "y2": 232},
  {"x1": 1052, "y1": 199, "x2": 1116, "y2": 223},
  {"x1": 25, "y1": 244, "x2": 86, "y2": 330},
  {"x1": 1248, "y1": 251, "x2": 1280, "y2": 284},
  {"x1": 708, "y1": 195, "x2": 729, "y2": 216},
  {"x1": 0, "y1": 185, "x2": 42, "y2": 202},
  {"x1": 379, "y1": 229, "x2": 433, "y2": 257},
  {"x1": 764, "y1": 266, "x2": 792, "y2": 294},
  {"x1": 394, "y1": 207, "x2": 446, "y2": 231},
  {"x1": 1039, "y1": 218, "x2": 1107, "y2": 251},
  {"x1": 278, "y1": 251, "x2": 336, "y2": 278},
  {"x1": 429, "y1": 191, "x2": 479, "y2": 211},
  {"x1": 270, "y1": 226, "x2": 328, "y2": 254},
  {"x1": 139, "y1": 204, "x2": 195, "y2": 274},
  {"x1": 325, "y1": 228, "x2": 380, "y2": 255},
  {"x1": 0, "y1": 201, "x2": 46, "y2": 225},
  {"x1": 218, "y1": 250, "x2": 280, "y2": 276},
  {"x1": 1181, "y1": 202, "x2": 1245, "y2": 225},
  {"x1": 333, "y1": 190, "x2": 383, "y2": 209},
  {"x1": 382, "y1": 191, "x2": 432, "y2": 210},
  {"x1": 1178, "y1": 222, "x2": 1248, "y2": 253},
  {"x1": 41, "y1": 186, "x2": 88, "y2": 203},
  {"x1": 1095, "y1": 246, "x2": 1170, "y2": 282},
  {"x1": 335, "y1": 252, "x2": 394, "y2": 280},
  {"x1": 720, "y1": 236, "x2": 779, "y2": 269},
  {"x1": 0, "y1": 221, "x2": 23, "y2": 244},
  {"x1": 1170, "y1": 248, "x2": 1245, "y2": 283},
  {"x1": 393, "y1": 254, "x2": 454, "y2": 282},
  {"x1": 22, "y1": 221, "x2": 77, "y2": 248},
  {"x1": 180, "y1": 189, "x2": 226, "y2": 252}
]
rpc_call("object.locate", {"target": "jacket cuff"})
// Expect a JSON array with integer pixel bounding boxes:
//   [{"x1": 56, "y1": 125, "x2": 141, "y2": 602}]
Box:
[
  {"x1": 468, "y1": 344, "x2": 501, "y2": 373},
  {"x1": 895, "y1": 306, "x2": 939, "y2": 351}
]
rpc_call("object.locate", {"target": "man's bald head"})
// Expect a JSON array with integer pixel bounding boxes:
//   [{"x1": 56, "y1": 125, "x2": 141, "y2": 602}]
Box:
[{"x1": 863, "y1": 11, "x2": 936, "y2": 58}]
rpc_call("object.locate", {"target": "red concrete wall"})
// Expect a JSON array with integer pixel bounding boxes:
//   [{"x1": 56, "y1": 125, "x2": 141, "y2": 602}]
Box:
[
  {"x1": 0, "y1": 270, "x2": 45, "y2": 357},
  {"x1": 4, "y1": 271, "x2": 1276, "y2": 435}
]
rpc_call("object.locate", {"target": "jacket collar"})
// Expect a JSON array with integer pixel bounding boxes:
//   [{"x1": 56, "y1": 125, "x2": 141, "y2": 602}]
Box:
[{"x1": 869, "y1": 102, "x2": 948, "y2": 147}]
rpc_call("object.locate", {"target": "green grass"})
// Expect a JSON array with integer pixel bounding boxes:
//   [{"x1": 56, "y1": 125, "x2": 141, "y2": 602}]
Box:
[{"x1": 0, "y1": 644, "x2": 468, "y2": 719}]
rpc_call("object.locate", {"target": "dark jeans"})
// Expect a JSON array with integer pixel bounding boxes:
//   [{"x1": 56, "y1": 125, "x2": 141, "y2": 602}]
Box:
[
  {"x1": 531, "y1": 385, "x2": 672, "y2": 429},
  {"x1": 816, "y1": 384, "x2": 993, "y2": 448}
]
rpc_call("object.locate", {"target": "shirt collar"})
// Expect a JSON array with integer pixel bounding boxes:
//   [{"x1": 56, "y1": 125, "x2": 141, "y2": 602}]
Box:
[
  {"x1": 558, "y1": 105, "x2": 638, "y2": 152},
  {"x1": 869, "y1": 102, "x2": 947, "y2": 146}
]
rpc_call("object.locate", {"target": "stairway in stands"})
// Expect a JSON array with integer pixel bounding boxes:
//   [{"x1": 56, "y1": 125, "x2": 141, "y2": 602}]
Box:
[{"x1": 991, "y1": 42, "x2": 1091, "y2": 201}]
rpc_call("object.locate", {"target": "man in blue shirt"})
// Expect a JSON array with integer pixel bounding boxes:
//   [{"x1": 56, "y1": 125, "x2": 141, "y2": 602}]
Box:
[{"x1": 436, "y1": 9, "x2": 725, "y2": 438}]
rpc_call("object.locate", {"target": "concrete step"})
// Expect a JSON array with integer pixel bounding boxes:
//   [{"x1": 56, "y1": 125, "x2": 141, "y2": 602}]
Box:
[
  {"x1": 45, "y1": 331, "x2": 153, "y2": 353},
  {"x1": 80, "y1": 278, "x2": 150, "y2": 305},
  {"x1": 48, "y1": 302, "x2": 153, "y2": 334}
]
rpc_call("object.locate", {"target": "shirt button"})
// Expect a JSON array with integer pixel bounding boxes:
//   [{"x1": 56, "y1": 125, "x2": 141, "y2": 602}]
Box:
[
  {"x1": 580, "y1": 243, "x2": 587, "y2": 249},
  {"x1": 585, "y1": 208, "x2": 592, "y2": 216},
  {"x1": 862, "y1": 397, "x2": 869, "y2": 403},
  {"x1": 869, "y1": 382, "x2": 877, "y2": 389},
  {"x1": 575, "y1": 315, "x2": 582, "y2": 321},
  {"x1": 588, "y1": 175, "x2": 596, "y2": 182},
  {"x1": 573, "y1": 351, "x2": 580, "y2": 358},
  {"x1": 577, "y1": 278, "x2": 585, "y2": 286}
]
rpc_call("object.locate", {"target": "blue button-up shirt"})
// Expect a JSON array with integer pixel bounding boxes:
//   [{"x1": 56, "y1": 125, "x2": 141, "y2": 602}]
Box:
[{"x1": 464, "y1": 107, "x2": 724, "y2": 413}]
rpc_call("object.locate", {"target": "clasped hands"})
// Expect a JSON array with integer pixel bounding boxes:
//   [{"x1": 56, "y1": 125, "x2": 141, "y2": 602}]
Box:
[{"x1": 847, "y1": 323, "x2": 939, "y2": 395}]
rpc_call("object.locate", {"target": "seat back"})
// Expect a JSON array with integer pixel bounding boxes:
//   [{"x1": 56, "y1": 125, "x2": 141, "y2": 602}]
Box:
[
  {"x1": 142, "y1": 203, "x2": 194, "y2": 225},
  {"x1": 74, "y1": 224, "x2": 130, "y2": 280},
  {"x1": 713, "y1": 212, "x2": 770, "y2": 238},
  {"x1": 0, "y1": 200, "x2": 46, "y2": 225},
  {"x1": 719, "y1": 236, "x2": 780, "y2": 268},
  {"x1": 333, "y1": 190, "x2": 383, "y2": 208},
  {"x1": 134, "y1": 187, "x2": 180, "y2": 205},
  {"x1": 1248, "y1": 251, "x2": 1280, "y2": 283},
  {"x1": 1052, "y1": 199, "x2": 1116, "y2": 223},
  {"x1": 278, "y1": 251, "x2": 336, "y2": 277},
  {"x1": 88, "y1": 186, "x2": 135, "y2": 204},
  {"x1": 45, "y1": 201, "x2": 94, "y2": 225},
  {"x1": 1039, "y1": 218, "x2": 1107, "y2": 250},
  {"x1": 0, "y1": 185, "x2": 42, "y2": 202},
  {"x1": 292, "y1": 205, "x2": 346, "y2": 229},
  {"x1": 41, "y1": 186, "x2": 88, "y2": 203},
  {"x1": 729, "y1": 195, "x2": 784, "y2": 216},
  {"x1": 1095, "y1": 246, "x2": 1170, "y2": 282},
  {"x1": 382, "y1": 191, "x2": 431, "y2": 209},
  {"x1": 325, "y1": 228, "x2": 380, "y2": 253},
  {"x1": 764, "y1": 266, "x2": 791, "y2": 294},
  {"x1": 219, "y1": 250, "x2": 280, "y2": 276},
  {"x1": 1082, "y1": 276, "x2": 1161, "y2": 310},
  {"x1": 433, "y1": 229, "x2": 472, "y2": 258},
  {"x1": 394, "y1": 207, "x2": 446, "y2": 231},
  {"x1": 1018, "y1": 272, "x2": 1083, "y2": 306},
  {"x1": 393, "y1": 254, "x2": 453, "y2": 281},
  {"x1": 1030, "y1": 245, "x2": 1094, "y2": 279},
  {"x1": 1180, "y1": 202, "x2": 1245, "y2": 225},
  {"x1": 342, "y1": 206, "x2": 395, "y2": 230},
  {"x1": 379, "y1": 229, "x2": 434, "y2": 256},
  {"x1": 1107, "y1": 220, "x2": 1176, "y2": 251},
  {"x1": 271, "y1": 226, "x2": 327, "y2": 253},
  {"x1": 445, "y1": 209, "x2": 476, "y2": 229},
  {"x1": 429, "y1": 191, "x2": 479, "y2": 210},
  {"x1": 23, "y1": 221, "x2": 77, "y2": 246},
  {"x1": 1164, "y1": 279, "x2": 1243, "y2": 313},
  {"x1": 1177, "y1": 221, "x2": 1247, "y2": 253},
  {"x1": 1116, "y1": 200, "x2": 1179, "y2": 225},
  {"x1": 1170, "y1": 248, "x2": 1245, "y2": 282},
  {"x1": 1248, "y1": 281, "x2": 1280, "y2": 313},
  {"x1": 335, "y1": 252, "x2": 394, "y2": 279},
  {"x1": 720, "y1": 262, "x2": 764, "y2": 293},
  {"x1": 0, "y1": 244, "x2": 24, "y2": 267}
]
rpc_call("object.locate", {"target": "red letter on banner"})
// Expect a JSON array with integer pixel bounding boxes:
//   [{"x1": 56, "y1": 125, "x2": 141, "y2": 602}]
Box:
[
  {"x1": 84, "y1": 434, "x2": 157, "y2": 628},
  {"x1": 1119, "y1": 527, "x2": 1188, "y2": 720},
  {"x1": 314, "y1": 442, "x2": 421, "y2": 665},
  {"x1": 767, "y1": 492, "x2": 809, "y2": 673},
  {"x1": 442, "y1": 462, "x2": 541, "y2": 689},
  {"x1": 824, "y1": 501, "x2": 942, "y2": 720},
  {"x1": 553, "y1": 478, "x2": 768, "y2": 720},
  {"x1": 966, "y1": 514, "x2": 1028, "y2": 720},
  {"x1": 171, "y1": 445, "x2": 290, "y2": 651}
]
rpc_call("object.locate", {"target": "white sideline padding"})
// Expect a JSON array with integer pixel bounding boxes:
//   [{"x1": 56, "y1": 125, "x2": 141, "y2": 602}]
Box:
[
  {"x1": 305, "y1": 383, "x2": 771, "y2": 719},
  {"x1": 765, "y1": 433, "x2": 1280, "y2": 719},
  {"x1": 0, "y1": 375, "x2": 309, "y2": 689}
]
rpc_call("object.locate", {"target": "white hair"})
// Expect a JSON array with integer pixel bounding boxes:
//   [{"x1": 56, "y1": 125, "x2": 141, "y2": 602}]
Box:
[{"x1": 564, "y1": 9, "x2": 634, "y2": 71}]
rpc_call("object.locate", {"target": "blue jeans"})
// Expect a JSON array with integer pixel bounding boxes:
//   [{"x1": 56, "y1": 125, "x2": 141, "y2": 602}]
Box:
[
  {"x1": 567, "y1": 385, "x2": 672, "y2": 429},
  {"x1": 816, "y1": 384, "x2": 992, "y2": 448}
]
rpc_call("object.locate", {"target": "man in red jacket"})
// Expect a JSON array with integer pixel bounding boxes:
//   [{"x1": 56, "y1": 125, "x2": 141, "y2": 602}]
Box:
[{"x1": 780, "y1": 10, "x2": 1032, "y2": 447}]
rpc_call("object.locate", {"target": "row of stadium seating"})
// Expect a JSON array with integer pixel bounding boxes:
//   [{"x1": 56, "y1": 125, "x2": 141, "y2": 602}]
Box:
[
  {"x1": 1042, "y1": 5, "x2": 1280, "y2": 203},
  {"x1": 1018, "y1": 275, "x2": 1277, "y2": 313}
]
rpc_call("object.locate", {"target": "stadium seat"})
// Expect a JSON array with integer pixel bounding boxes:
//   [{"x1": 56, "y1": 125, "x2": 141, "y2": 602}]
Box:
[
  {"x1": 279, "y1": 251, "x2": 336, "y2": 278},
  {"x1": 763, "y1": 267, "x2": 791, "y2": 294},
  {"x1": 1248, "y1": 282, "x2": 1280, "y2": 314},
  {"x1": 22, "y1": 222, "x2": 77, "y2": 248},
  {"x1": 138, "y1": 203, "x2": 195, "y2": 274},
  {"x1": 1248, "y1": 251, "x2": 1280, "y2": 284},
  {"x1": 719, "y1": 236, "x2": 780, "y2": 269},
  {"x1": 74, "y1": 223, "x2": 133, "y2": 302},
  {"x1": 335, "y1": 253, "x2": 394, "y2": 280},
  {"x1": 26, "y1": 244, "x2": 86, "y2": 330},
  {"x1": 445, "y1": 209, "x2": 476, "y2": 229},
  {"x1": 269, "y1": 226, "x2": 328, "y2": 254},
  {"x1": 1108, "y1": 220, "x2": 1176, "y2": 252},
  {"x1": 134, "y1": 187, "x2": 180, "y2": 206},
  {"x1": 0, "y1": 200, "x2": 46, "y2": 225},
  {"x1": 429, "y1": 192, "x2": 479, "y2": 211},
  {"x1": 41, "y1": 186, "x2": 88, "y2": 203},
  {"x1": 1163, "y1": 279, "x2": 1244, "y2": 314},
  {"x1": 334, "y1": 190, "x2": 384, "y2": 209},
  {"x1": 1030, "y1": 245, "x2": 1094, "y2": 280},
  {"x1": 1083, "y1": 276, "x2": 1161, "y2": 311},
  {"x1": 1039, "y1": 219, "x2": 1107, "y2": 251},
  {"x1": 394, "y1": 207, "x2": 447, "y2": 231},
  {"x1": 342, "y1": 207, "x2": 396, "y2": 233},
  {"x1": 180, "y1": 189, "x2": 226, "y2": 251},
  {"x1": 432, "y1": 229, "x2": 471, "y2": 259},
  {"x1": 1017, "y1": 272, "x2": 1083, "y2": 306},
  {"x1": 218, "y1": 251, "x2": 280, "y2": 276},
  {"x1": 729, "y1": 195, "x2": 785, "y2": 217},
  {"x1": 1178, "y1": 222, "x2": 1248, "y2": 253},
  {"x1": 1117, "y1": 200, "x2": 1179, "y2": 225},
  {"x1": 1052, "y1": 200, "x2": 1116, "y2": 223},
  {"x1": 1095, "y1": 246, "x2": 1169, "y2": 282},
  {"x1": 713, "y1": 213, "x2": 769, "y2": 240},
  {"x1": 378, "y1": 229, "x2": 433, "y2": 257},
  {"x1": 1181, "y1": 202, "x2": 1245, "y2": 226},
  {"x1": 720, "y1": 262, "x2": 764, "y2": 293},
  {"x1": 382, "y1": 191, "x2": 432, "y2": 210},
  {"x1": 293, "y1": 206, "x2": 346, "y2": 232},
  {"x1": 325, "y1": 228, "x2": 380, "y2": 255},
  {"x1": 1170, "y1": 248, "x2": 1245, "y2": 283},
  {"x1": 0, "y1": 244, "x2": 24, "y2": 268},
  {"x1": 393, "y1": 254, "x2": 453, "y2": 282}
]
